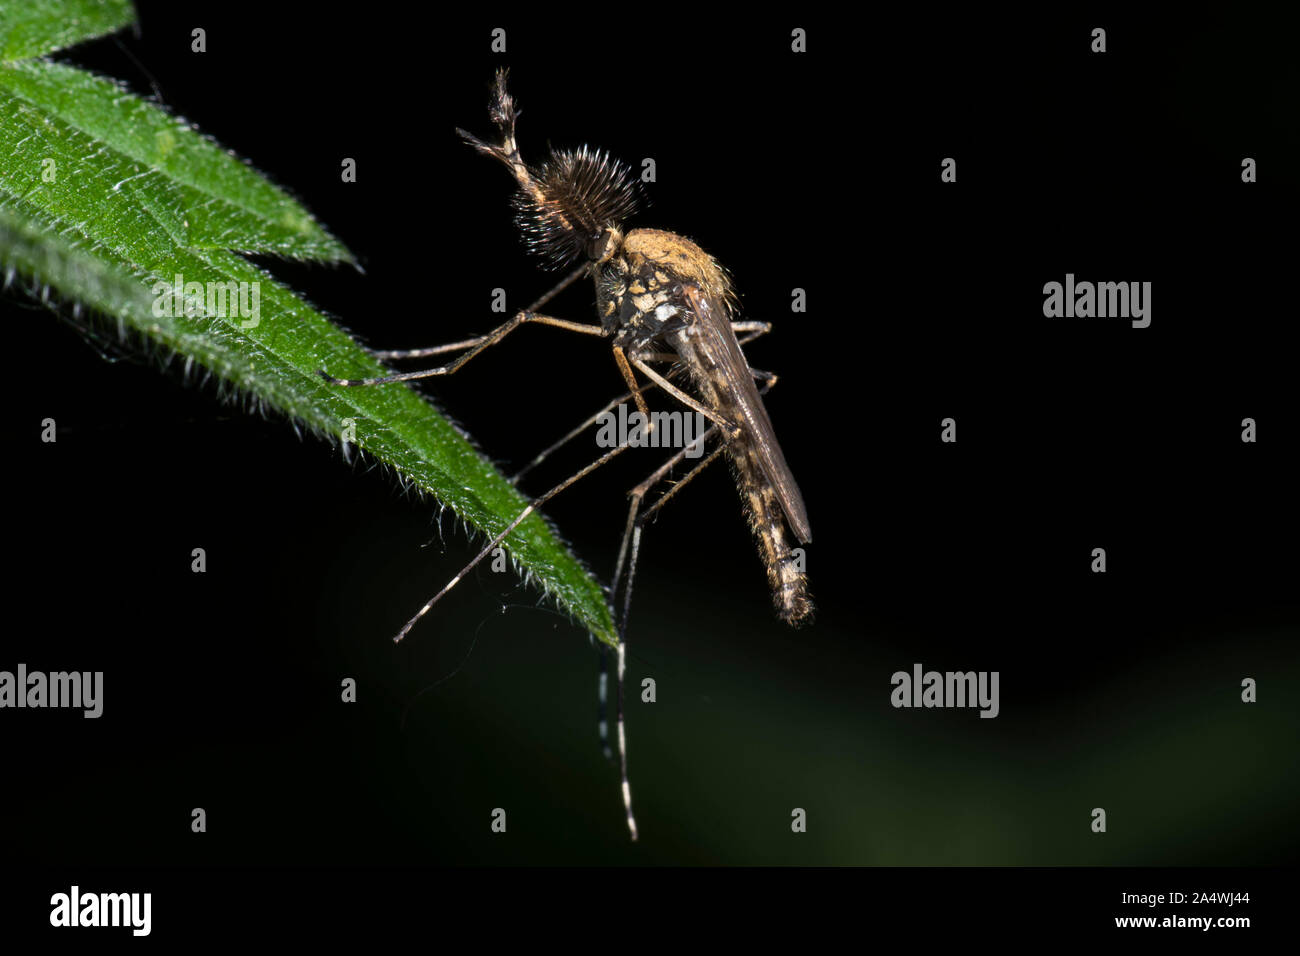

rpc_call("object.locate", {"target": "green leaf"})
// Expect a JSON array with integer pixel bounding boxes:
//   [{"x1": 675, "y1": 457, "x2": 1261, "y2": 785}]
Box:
[
  {"x1": 0, "y1": 0, "x2": 134, "y2": 63},
  {"x1": 0, "y1": 2, "x2": 618, "y2": 645},
  {"x1": 0, "y1": 198, "x2": 155, "y2": 318},
  {"x1": 0, "y1": 60, "x2": 352, "y2": 261}
]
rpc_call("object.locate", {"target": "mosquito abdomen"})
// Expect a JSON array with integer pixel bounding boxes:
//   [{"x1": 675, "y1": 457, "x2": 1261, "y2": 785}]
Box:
[{"x1": 731, "y1": 443, "x2": 813, "y2": 626}]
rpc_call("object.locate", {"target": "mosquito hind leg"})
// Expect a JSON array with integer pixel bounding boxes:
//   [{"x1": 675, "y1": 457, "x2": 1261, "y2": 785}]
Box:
[
  {"x1": 607, "y1": 374, "x2": 780, "y2": 842},
  {"x1": 732, "y1": 320, "x2": 772, "y2": 345},
  {"x1": 597, "y1": 643, "x2": 612, "y2": 760},
  {"x1": 606, "y1": 425, "x2": 727, "y2": 844}
]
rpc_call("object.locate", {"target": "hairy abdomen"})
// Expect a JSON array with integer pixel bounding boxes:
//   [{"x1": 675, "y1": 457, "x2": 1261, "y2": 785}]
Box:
[{"x1": 728, "y1": 442, "x2": 813, "y2": 625}]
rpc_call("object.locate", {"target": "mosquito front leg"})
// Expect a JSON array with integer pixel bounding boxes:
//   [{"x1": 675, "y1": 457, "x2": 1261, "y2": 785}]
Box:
[
  {"x1": 368, "y1": 336, "x2": 490, "y2": 361},
  {"x1": 319, "y1": 310, "x2": 606, "y2": 386},
  {"x1": 372, "y1": 262, "x2": 595, "y2": 362},
  {"x1": 319, "y1": 261, "x2": 599, "y2": 384}
]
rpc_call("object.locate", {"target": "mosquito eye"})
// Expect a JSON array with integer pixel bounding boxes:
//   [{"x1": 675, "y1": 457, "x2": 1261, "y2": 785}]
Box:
[{"x1": 588, "y1": 230, "x2": 610, "y2": 261}]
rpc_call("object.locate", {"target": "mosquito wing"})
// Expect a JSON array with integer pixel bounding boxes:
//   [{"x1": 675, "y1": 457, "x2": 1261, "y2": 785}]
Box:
[{"x1": 682, "y1": 284, "x2": 811, "y2": 544}]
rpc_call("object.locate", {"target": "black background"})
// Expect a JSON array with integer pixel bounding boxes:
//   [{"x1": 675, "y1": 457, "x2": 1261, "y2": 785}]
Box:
[{"x1": 2, "y1": 3, "x2": 1297, "y2": 940}]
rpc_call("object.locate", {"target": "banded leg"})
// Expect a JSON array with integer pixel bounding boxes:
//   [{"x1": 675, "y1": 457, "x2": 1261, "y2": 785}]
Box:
[
  {"x1": 391, "y1": 440, "x2": 632, "y2": 643},
  {"x1": 319, "y1": 263, "x2": 600, "y2": 385},
  {"x1": 597, "y1": 643, "x2": 612, "y2": 760},
  {"x1": 582, "y1": 349, "x2": 762, "y2": 776},
  {"x1": 368, "y1": 336, "x2": 489, "y2": 361},
  {"x1": 609, "y1": 372, "x2": 778, "y2": 843}
]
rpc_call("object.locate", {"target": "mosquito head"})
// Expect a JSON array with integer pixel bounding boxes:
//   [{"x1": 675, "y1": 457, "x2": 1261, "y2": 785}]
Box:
[{"x1": 459, "y1": 70, "x2": 639, "y2": 270}]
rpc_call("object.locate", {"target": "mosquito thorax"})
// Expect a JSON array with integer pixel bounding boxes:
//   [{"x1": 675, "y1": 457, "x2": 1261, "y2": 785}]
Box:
[{"x1": 595, "y1": 227, "x2": 734, "y2": 338}]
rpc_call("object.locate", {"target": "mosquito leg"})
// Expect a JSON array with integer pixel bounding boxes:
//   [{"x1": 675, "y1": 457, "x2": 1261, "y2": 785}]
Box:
[
  {"x1": 513, "y1": 359, "x2": 763, "y2": 486},
  {"x1": 321, "y1": 310, "x2": 607, "y2": 387},
  {"x1": 612, "y1": 444, "x2": 728, "y2": 843},
  {"x1": 633, "y1": 380, "x2": 778, "y2": 542},
  {"x1": 610, "y1": 424, "x2": 721, "y2": 599},
  {"x1": 368, "y1": 337, "x2": 488, "y2": 361},
  {"x1": 391, "y1": 441, "x2": 630, "y2": 644},
  {"x1": 597, "y1": 643, "x2": 612, "y2": 760},
  {"x1": 616, "y1": 615, "x2": 637, "y2": 841},
  {"x1": 612, "y1": 442, "x2": 724, "y2": 842},
  {"x1": 609, "y1": 369, "x2": 775, "y2": 592},
  {"x1": 607, "y1": 374, "x2": 780, "y2": 840},
  {"x1": 613, "y1": 373, "x2": 780, "y2": 597},
  {"x1": 616, "y1": 440, "x2": 728, "y2": 617},
  {"x1": 630, "y1": 357, "x2": 740, "y2": 439},
  {"x1": 513, "y1": 390, "x2": 641, "y2": 484},
  {"x1": 608, "y1": 438, "x2": 727, "y2": 845},
  {"x1": 616, "y1": 438, "x2": 731, "y2": 617},
  {"x1": 599, "y1": 422, "x2": 729, "y2": 844},
  {"x1": 510, "y1": 369, "x2": 688, "y2": 484},
  {"x1": 640, "y1": 442, "x2": 729, "y2": 527},
  {"x1": 731, "y1": 320, "x2": 771, "y2": 341},
  {"x1": 735, "y1": 322, "x2": 772, "y2": 346},
  {"x1": 612, "y1": 346, "x2": 652, "y2": 420},
  {"x1": 521, "y1": 262, "x2": 593, "y2": 316},
  {"x1": 360, "y1": 263, "x2": 593, "y2": 362}
]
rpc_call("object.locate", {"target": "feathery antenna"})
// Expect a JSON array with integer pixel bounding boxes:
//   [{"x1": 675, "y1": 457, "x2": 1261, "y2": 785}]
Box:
[{"x1": 458, "y1": 69, "x2": 639, "y2": 269}]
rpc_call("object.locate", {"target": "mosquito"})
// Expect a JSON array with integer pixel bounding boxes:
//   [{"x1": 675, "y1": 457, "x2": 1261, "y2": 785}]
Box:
[{"x1": 319, "y1": 69, "x2": 812, "y2": 841}]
